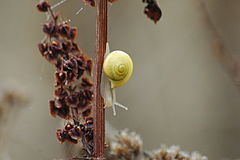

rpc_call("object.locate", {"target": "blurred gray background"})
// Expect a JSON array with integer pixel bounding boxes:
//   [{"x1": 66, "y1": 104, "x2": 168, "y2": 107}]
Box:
[{"x1": 1, "y1": 0, "x2": 240, "y2": 159}]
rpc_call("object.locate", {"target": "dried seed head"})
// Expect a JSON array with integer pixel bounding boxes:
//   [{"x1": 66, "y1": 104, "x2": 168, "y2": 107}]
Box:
[
  {"x1": 68, "y1": 126, "x2": 83, "y2": 140},
  {"x1": 54, "y1": 87, "x2": 68, "y2": 99},
  {"x1": 69, "y1": 27, "x2": 78, "y2": 40},
  {"x1": 83, "y1": 89, "x2": 93, "y2": 101},
  {"x1": 66, "y1": 71, "x2": 76, "y2": 85},
  {"x1": 54, "y1": 98, "x2": 65, "y2": 108},
  {"x1": 77, "y1": 68, "x2": 85, "y2": 79},
  {"x1": 56, "y1": 129, "x2": 78, "y2": 144},
  {"x1": 71, "y1": 42, "x2": 80, "y2": 52},
  {"x1": 65, "y1": 122, "x2": 74, "y2": 131},
  {"x1": 85, "y1": 117, "x2": 94, "y2": 128},
  {"x1": 36, "y1": 1, "x2": 50, "y2": 12},
  {"x1": 49, "y1": 100, "x2": 57, "y2": 117},
  {"x1": 55, "y1": 71, "x2": 67, "y2": 86},
  {"x1": 58, "y1": 23, "x2": 71, "y2": 38},
  {"x1": 86, "y1": 59, "x2": 93, "y2": 75},
  {"x1": 43, "y1": 21, "x2": 57, "y2": 36},
  {"x1": 49, "y1": 99, "x2": 70, "y2": 119},
  {"x1": 56, "y1": 129, "x2": 65, "y2": 143},
  {"x1": 61, "y1": 41, "x2": 72, "y2": 53},
  {"x1": 49, "y1": 41, "x2": 63, "y2": 55},
  {"x1": 55, "y1": 60, "x2": 62, "y2": 69},
  {"x1": 65, "y1": 93, "x2": 79, "y2": 108},
  {"x1": 44, "y1": 51, "x2": 57, "y2": 64},
  {"x1": 81, "y1": 77, "x2": 94, "y2": 88},
  {"x1": 78, "y1": 89, "x2": 93, "y2": 109},
  {"x1": 38, "y1": 43, "x2": 48, "y2": 56},
  {"x1": 143, "y1": 0, "x2": 162, "y2": 23},
  {"x1": 37, "y1": 2, "x2": 94, "y2": 153},
  {"x1": 82, "y1": 108, "x2": 92, "y2": 118},
  {"x1": 64, "y1": 59, "x2": 78, "y2": 72}
]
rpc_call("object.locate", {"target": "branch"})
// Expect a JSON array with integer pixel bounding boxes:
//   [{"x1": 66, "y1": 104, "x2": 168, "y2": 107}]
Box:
[
  {"x1": 199, "y1": 0, "x2": 240, "y2": 86},
  {"x1": 93, "y1": 0, "x2": 108, "y2": 159}
]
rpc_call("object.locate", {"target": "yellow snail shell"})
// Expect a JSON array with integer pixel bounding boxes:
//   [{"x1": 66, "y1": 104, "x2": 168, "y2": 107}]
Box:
[
  {"x1": 103, "y1": 50, "x2": 133, "y2": 88},
  {"x1": 101, "y1": 43, "x2": 133, "y2": 115}
]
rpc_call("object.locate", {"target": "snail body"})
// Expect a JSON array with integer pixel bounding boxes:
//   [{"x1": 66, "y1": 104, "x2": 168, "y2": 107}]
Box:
[{"x1": 101, "y1": 43, "x2": 133, "y2": 115}]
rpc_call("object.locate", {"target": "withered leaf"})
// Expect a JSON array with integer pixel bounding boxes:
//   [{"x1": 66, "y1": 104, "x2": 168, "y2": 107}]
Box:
[
  {"x1": 143, "y1": 0, "x2": 162, "y2": 23},
  {"x1": 36, "y1": 1, "x2": 50, "y2": 12}
]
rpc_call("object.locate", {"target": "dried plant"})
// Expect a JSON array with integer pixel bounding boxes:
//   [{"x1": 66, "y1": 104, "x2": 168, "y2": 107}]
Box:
[
  {"x1": 37, "y1": 1, "x2": 94, "y2": 157},
  {"x1": 148, "y1": 146, "x2": 208, "y2": 160},
  {"x1": 106, "y1": 129, "x2": 143, "y2": 160},
  {"x1": 106, "y1": 129, "x2": 208, "y2": 160},
  {"x1": 36, "y1": 0, "x2": 162, "y2": 159},
  {"x1": 143, "y1": 0, "x2": 162, "y2": 23}
]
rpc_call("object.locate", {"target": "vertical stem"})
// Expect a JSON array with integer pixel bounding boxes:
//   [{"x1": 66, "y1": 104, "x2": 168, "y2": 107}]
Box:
[{"x1": 93, "y1": 0, "x2": 107, "y2": 159}]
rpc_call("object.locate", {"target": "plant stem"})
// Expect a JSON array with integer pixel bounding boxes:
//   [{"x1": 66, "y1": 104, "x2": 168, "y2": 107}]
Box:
[{"x1": 93, "y1": 0, "x2": 107, "y2": 159}]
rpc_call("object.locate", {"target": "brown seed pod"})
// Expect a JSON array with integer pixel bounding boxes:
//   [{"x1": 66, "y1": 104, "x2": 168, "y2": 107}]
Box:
[
  {"x1": 81, "y1": 77, "x2": 94, "y2": 88},
  {"x1": 38, "y1": 43, "x2": 48, "y2": 56},
  {"x1": 43, "y1": 21, "x2": 57, "y2": 36},
  {"x1": 68, "y1": 27, "x2": 78, "y2": 40},
  {"x1": 57, "y1": 23, "x2": 71, "y2": 38},
  {"x1": 36, "y1": 1, "x2": 50, "y2": 12}
]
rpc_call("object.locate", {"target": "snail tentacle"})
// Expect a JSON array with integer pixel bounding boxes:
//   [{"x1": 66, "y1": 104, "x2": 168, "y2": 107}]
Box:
[{"x1": 114, "y1": 102, "x2": 128, "y2": 110}]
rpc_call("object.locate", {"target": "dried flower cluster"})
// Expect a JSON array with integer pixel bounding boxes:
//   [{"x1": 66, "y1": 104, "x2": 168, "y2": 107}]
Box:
[
  {"x1": 149, "y1": 145, "x2": 208, "y2": 160},
  {"x1": 37, "y1": 1, "x2": 94, "y2": 156},
  {"x1": 107, "y1": 129, "x2": 143, "y2": 160},
  {"x1": 106, "y1": 129, "x2": 208, "y2": 160}
]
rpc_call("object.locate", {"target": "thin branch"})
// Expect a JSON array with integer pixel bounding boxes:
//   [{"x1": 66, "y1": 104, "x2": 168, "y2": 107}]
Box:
[
  {"x1": 199, "y1": 0, "x2": 240, "y2": 86},
  {"x1": 93, "y1": 0, "x2": 108, "y2": 159}
]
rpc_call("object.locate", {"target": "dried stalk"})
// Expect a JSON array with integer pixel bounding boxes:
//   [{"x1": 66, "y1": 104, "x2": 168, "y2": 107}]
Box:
[
  {"x1": 199, "y1": 0, "x2": 240, "y2": 86},
  {"x1": 93, "y1": 0, "x2": 108, "y2": 159}
]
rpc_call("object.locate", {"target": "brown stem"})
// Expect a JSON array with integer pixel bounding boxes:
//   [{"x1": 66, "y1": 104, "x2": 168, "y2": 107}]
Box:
[
  {"x1": 93, "y1": 0, "x2": 108, "y2": 159},
  {"x1": 199, "y1": 0, "x2": 240, "y2": 86}
]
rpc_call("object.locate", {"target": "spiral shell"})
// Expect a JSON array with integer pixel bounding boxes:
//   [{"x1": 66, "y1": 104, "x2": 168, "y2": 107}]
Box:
[{"x1": 103, "y1": 50, "x2": 133, "y2": 88}]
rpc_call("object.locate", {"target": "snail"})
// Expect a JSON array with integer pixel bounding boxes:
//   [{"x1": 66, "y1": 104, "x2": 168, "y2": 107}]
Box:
[{"x1": 101, "y1": 43, "x2": 133, "y2": 116}]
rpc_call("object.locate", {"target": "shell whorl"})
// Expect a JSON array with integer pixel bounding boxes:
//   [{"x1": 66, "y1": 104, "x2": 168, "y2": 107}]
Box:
[{"x1": 103, "y1": 50, "x2": 133, "y2": 88}]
